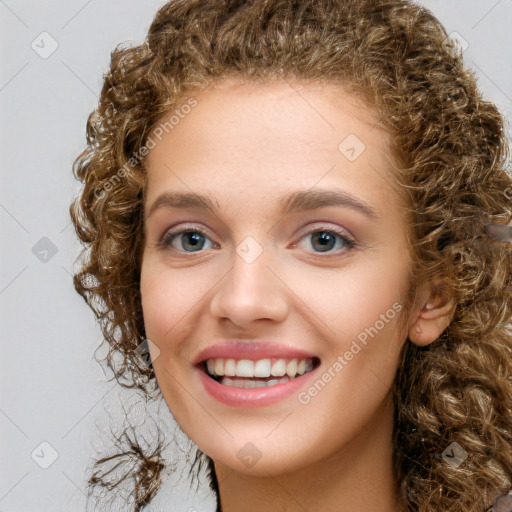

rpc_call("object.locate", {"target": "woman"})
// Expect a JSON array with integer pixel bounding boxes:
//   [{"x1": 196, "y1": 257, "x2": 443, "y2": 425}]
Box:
[{"x1": 69, "y1": 0, "x2": 512, "y2": 510}]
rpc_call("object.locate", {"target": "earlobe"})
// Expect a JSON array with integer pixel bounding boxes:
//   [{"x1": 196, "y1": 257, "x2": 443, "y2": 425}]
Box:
[{"x1": 408, "y1": 280, "x2": 455, "y2": 346}]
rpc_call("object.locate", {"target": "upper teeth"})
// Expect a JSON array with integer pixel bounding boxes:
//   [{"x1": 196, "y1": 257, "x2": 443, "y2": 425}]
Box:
[{"x1": 205, "y1": 358, "x2": 313, "y2": 378}]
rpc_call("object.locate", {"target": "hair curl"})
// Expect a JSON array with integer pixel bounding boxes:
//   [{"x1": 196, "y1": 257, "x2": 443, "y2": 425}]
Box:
[{"x1": 69, "y1": 0, "x2": 512, "y2": 510}]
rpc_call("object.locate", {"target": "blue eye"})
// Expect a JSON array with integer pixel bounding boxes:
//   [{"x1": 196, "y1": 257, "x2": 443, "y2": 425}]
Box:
[
  {"x1": 158, "y1": 226, "x2": 356, "y2": 254},
  {"x1": 298, "y1": 228, "x2": 356, "y2": 253},
  {"x1": 159, "y1": 228, "x2": 216, "y2": 252}
]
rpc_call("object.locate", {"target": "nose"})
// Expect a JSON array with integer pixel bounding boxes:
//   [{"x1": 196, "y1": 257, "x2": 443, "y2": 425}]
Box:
[{"x1": 208, "y1": 241, "x2": 288, "y2": 329}]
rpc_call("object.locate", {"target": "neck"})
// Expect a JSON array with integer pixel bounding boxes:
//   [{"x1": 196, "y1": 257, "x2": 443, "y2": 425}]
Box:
[{"x1": 213, "y1": 393, "x2": 405, "y2": 512}]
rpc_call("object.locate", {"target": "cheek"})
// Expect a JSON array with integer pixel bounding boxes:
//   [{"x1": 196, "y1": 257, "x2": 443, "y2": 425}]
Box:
[
  {"x1": 339, "y1": 273, "x2": 407, "y2": 391},
  {"x1": 139, "y1": 261, "x2": 220, "y2": 365},
  {"x1": 290, "y1": 255, "x2": 407, "y2": 339},
  {"x1": 140, "y1": 264, "x2": 185, "y2": 357},
  {"x1": 140, "y1": 262, "x2": 196, "y2": 331},
  {"x1": 303, "y1": 256, "x2": 408, "y2": 384}
]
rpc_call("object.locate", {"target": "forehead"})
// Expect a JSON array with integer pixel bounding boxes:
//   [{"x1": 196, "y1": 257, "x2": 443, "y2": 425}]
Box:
[
  {"x1": 143, "y1": 78, "x2": 405, "y2": 217},
  {"x1": 163, "y1": 77, "x2": 387, "y2": 146}
]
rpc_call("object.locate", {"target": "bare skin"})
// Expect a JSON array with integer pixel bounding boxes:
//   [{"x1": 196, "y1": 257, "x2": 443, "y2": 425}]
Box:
[{"x1": 140, "y1": 77, "x2": 455, "y2": 512}]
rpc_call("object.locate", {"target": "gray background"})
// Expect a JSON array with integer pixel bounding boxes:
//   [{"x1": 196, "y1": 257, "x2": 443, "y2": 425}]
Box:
[{"x1": 1, "y1": 1, "x2": 511, "y2": 511}]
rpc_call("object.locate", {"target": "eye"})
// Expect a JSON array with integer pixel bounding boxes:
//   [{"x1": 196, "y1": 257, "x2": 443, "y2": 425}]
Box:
[
  {"x1": 294, "y1": 226, "x2": 356, "y2": 254},
  {"x1": 158, "y1": 227, "x2": 217, "y2": 253},
  {"x1": 157, "y1": 225, "x2": 357, "y2": 255}
]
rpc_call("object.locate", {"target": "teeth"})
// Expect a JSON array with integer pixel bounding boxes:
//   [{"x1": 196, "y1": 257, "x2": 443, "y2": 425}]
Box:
[
  {"x1": 254, "y1": 359, "x2": 271, "y2": 377},
  {"x1": 271, "y1": 358, "x2": 286, "y2": 376},
  {"x1": 204, "y1": 357, "x2": 315, "y2": 380},
  {"x1": 224, "y1": 358, "x2": 236, "y2": 376},
  {"x1": 286, "y1": 359, "x2": 297, "y2": 378},
  {"x1": 220, "y1": 376, "x2": 291, "y2": 388},
  {"x1": 236, "y1": 359, "x2": 254, "y2": 377},
  {"x1": 214, "y1": 358, "x2": 225, "y2": 376}
]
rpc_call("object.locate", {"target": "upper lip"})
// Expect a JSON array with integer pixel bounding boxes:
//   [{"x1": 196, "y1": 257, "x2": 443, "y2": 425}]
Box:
[{"x1": 193, "y1": 340, "x2": 318, "y2": 365}]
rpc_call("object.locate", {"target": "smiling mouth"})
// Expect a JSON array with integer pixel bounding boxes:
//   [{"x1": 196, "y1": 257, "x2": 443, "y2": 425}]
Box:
[{"x1": 200, "y1": 356, "x2": 321, "y2": 388}]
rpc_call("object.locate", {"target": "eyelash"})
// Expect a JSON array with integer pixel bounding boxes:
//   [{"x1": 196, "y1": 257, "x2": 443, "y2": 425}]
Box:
[{"x1": 157, "y1": 225, "x2": 357, "y2": 255}]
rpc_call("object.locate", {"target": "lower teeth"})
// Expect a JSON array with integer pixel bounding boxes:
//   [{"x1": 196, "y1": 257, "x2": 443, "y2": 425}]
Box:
[{"x1": 219, "y1": 376, "x2": 292, "y2": 388}]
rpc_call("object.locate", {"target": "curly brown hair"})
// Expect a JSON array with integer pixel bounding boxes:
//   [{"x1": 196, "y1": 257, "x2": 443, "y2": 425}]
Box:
[{"x1": 69, "y1": 0, "x2": 512, "y2": 510}]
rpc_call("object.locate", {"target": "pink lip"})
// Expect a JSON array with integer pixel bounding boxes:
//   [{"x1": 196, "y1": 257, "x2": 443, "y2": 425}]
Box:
[
  {"x1": 192, "y1": 340, "x2": 318, "y2": 365},
  {"x1": 192, "y1": 340, "x2": 320, "y2": 407},
  {"x1": 194, "y1": 364, "x2": 319, "y2": 407}
]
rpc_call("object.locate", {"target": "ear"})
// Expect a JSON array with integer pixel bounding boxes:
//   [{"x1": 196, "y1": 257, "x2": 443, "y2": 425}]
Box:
[{"x1": 408, "y1": 278, "x2": 456, "y2": 346}]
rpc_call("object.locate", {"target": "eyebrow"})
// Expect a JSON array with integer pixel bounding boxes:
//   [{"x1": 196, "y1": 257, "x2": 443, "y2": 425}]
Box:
[{"x1": 145, "y1": 188, "x2": 380, "y2": 222}]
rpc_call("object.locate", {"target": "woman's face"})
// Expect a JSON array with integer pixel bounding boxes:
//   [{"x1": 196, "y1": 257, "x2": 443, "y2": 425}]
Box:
[{"x1": 140, "y1": 78, "x2": 414, "y2": 476}]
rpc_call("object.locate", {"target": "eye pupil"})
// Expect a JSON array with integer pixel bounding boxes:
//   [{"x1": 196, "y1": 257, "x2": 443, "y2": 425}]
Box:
[
  {"x1": 182, "y1": 232, "x2": 205, "y2": 251},
  {"x1": 312, "y1": 231, "x2": 335, "y2": 252}
]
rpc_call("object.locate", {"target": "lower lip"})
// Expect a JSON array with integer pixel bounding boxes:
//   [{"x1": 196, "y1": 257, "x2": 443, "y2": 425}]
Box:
[{"x1": 195, "y1": 365, "x2": 318, "y2": 407}]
